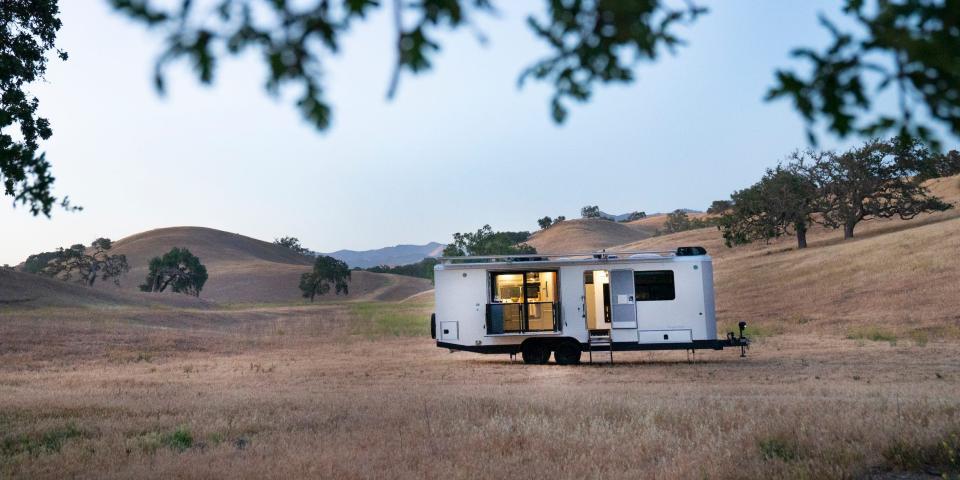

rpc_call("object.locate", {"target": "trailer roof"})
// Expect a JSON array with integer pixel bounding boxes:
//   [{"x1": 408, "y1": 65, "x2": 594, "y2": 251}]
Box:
[{"x1": 435, "y1": 247, "x2": 709, "y2": 270}]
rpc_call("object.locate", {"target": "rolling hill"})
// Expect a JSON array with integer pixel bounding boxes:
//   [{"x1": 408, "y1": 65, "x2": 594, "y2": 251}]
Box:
[
  {"x1": 0, "y1": 267, "x2": 210, "y2": 309},
  {"x1": 525, "y1": 218, "x2": 653, "y2": 253},
  {"x1": 322, "y1": 242, "x2": 445, "y2": 268},
  {"x1": 602, "y1": 174, "x2": 960, "y2": 335},
  {"x1": 93, "y1": 227, "x2": 432, "y2": 304}
]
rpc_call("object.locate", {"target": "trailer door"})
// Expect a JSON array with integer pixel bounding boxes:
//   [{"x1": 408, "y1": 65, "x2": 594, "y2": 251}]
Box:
[{"x1": 609, "y1": 269, "x2": 637, "y2": 329}]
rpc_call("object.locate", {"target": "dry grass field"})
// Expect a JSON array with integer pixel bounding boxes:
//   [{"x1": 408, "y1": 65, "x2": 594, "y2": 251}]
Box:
[
  {"x1": 1, "y1": 301, "x2": 959, "y2": 479},
  {"x1": 3, "y1": 177, "x2": 958, "y2": 479}
]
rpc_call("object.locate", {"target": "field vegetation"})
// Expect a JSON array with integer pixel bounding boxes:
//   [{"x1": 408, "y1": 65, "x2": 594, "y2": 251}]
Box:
[{"x1": 1, "y1": 300, "x2": 959, "y2": 479}]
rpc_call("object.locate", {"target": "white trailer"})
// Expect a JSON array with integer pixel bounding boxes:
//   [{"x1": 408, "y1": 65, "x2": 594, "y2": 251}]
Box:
[{"x1": 430, "y1": 247, "x2": 749, "y2": 364}]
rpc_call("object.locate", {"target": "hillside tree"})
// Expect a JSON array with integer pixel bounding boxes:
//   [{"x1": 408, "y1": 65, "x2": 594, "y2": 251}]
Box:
[
  {"x1": 661, "y1": 210, "x2": 692, "y2": 234},
  {"x1": 299, "y1": 255, "x2": 351, "y2": 301},
  {"x1": 139, "y1": 247, "x2": 208, "y2": 296},
  {"x1": 21, "y1": 250, "x2": 60, "y2": 274},
  {"x1": 274, "y1": 236, "x2": 309, "y2": 255},
  {"x1": 809, "y1": 138, "x2": 952, "y2": 239},
  {"x1": 39, "y1": 238, "x2": 129, "y2": 286},
  {"x1": 580, "y1": 205, "x2": 601, "y2": 218},
  {"x1": 624, "y1": 211, "x2": 647, "y2": 221},
  {"x1": 537, "y1": 216, "x2": 553, "y2": 230},
  {"x1": 718, "y1": 163, "x2": 820, "y2": 249},
  {"x1": 442, "y1": 225, "x2": 535, "y2": 257},
  {"x1": 915, "y1": 149, "x2": 960, "y2": 180},
  {"x1": 537, "y1": 215, "x2": 566, "y2": 230},
  {"x1": 707, "y1": 200, "x2": 732, "y2": 215}
]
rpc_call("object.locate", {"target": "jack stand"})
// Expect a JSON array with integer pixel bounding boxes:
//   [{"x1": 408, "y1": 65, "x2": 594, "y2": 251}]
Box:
[{"x1": 738, "y1": 321, "x2": 748, "y2": 358}]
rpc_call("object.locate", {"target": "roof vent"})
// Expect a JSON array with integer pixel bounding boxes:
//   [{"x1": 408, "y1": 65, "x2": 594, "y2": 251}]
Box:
[{"x1": 676, "y1": 246, "x2": 707, "y2": 256}]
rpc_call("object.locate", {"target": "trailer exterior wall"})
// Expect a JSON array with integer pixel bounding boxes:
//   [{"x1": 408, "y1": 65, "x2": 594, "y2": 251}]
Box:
[{"x1": 433, "y1": 255, "x2": 718, "y2": 354}]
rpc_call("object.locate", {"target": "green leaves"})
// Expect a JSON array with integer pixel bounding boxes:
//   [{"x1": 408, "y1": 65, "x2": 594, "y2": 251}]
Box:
[
  {"x1": 0, "y1": 0, "x2": 72, "y2": 216},
  {"x1": 36, "y1": 237, "x2": 130, "y2": 286},
  {"x1": 442, "y1": 224, "x2": 535, "y2": 257},
  {"x1": 768, "y1": 0, "x2": 960, "y2": 149},
  {"x1": 300, "y1": 255, "x2": 351, "y2": 301},
  {"x1": 107, "y1": 0, "x2": 702, "y2": 129},
  {"x1": 520, "y1": 0, "x2": 705, "y2": 123},
  {"x1": 139, "y1": 247, "x2": 208, "y2": 296}
]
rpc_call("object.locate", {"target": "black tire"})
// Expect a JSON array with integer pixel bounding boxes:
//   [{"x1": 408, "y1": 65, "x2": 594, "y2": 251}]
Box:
[
  {"x1": 521, "y1": 342, "x2": 550, "y2": 365},
  {"x1": 554, "y1": 342, "x2": 582, "y2": 365}
]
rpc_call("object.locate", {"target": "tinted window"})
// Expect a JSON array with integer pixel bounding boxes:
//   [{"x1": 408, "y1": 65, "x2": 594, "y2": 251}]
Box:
[{"x1": 634, "y1": 270, "x2": 675, "y2": 301}]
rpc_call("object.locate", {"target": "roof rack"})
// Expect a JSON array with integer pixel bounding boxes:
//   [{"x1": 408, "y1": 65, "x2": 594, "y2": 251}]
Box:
[{"x1": 437, "y1": 250, "x2": 677, "y2": 265}]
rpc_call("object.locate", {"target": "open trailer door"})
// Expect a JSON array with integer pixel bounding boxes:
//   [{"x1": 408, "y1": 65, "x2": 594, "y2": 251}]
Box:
[{"x1": 609, "y1": 269, "x2": 637, "y2": 329}]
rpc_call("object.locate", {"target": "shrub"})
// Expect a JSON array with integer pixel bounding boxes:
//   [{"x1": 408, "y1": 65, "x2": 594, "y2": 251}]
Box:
[{"x1": 758, "y1": 435, "x2": 799, "y2": 462}]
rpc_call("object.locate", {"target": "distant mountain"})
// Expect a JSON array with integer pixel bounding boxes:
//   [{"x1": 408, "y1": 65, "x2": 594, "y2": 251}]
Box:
[
  {"x1": 598, "y1": 209, "x2": 703, "y2": 222},
  {"x1": 322, "y1": 242, "x2": 445, "y2": 268}
]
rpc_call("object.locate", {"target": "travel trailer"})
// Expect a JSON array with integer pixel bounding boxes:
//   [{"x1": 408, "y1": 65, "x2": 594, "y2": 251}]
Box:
[{"x1": 430, "y1": 247, "x2": 750, "y2": 364}]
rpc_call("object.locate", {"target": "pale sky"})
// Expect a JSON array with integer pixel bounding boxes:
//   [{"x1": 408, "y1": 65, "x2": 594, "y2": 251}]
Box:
[{"x1": 0, "y1": 1, "x2": 929, "y2": 265}]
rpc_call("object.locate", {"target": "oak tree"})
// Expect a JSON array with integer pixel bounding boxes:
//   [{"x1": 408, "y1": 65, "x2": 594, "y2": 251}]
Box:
[
  {"x1": 718, "y1": 163, "x2": 820, "y2": 249},
  {"x1": 40, "y1": 237, "x2": 129, "y2": 286},
  {"x1": 809, "y1": 138, "x2": 952, "y2": 239},
  {"x1": 139, "y1": 247, "x2": 209, "y2": 296},
  {"x1": 299, "y1": 255, "x2": 350, "y2": 301},
  {"x1": 442, "y1": 224, "x2": 535, "y2": 257}
]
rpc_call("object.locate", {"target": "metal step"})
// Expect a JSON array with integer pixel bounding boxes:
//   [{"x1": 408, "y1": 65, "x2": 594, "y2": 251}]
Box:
[{"x1": 588, "y1": 333, "x2": 614, "y2": 365}]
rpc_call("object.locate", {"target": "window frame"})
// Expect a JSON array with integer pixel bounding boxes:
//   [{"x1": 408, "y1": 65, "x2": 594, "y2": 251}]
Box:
[
  {"x1": 487, "y1": 269, "x2": 560, "y2": 334},
  {"x1": 633, "y1": 269, "x2": 676, "y2": 302}
]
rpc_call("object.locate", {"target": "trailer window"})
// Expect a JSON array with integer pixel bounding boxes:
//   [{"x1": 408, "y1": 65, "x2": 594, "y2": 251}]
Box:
[
  {"x1": 634, "y1": 270, "x2": 675, "y2": 301},
  {"x1": 488, "y1": 271, "x2": 558, "y2": 334}
]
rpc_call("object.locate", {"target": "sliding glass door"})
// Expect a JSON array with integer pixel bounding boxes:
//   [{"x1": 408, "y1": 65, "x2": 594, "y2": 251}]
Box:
[{"x1": 486, "y1": 271, "x2": 558, "y2": 334}]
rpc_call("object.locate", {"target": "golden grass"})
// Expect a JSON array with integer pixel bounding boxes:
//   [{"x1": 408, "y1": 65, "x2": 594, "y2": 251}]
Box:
[{"x1": 1, "y1": 304, "x2": 959, "y2": 479}]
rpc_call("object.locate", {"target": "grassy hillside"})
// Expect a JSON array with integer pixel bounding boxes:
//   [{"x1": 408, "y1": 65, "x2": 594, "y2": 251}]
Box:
[
  {"x1": 613, "y1": 174, "x2": 960, "y2": 338},
  {"x1": 0, "y1": 268, "x2": 210, "y2": 309},
  {"x1": 95, "y1": 227, "x2": 431, "y2": 304},
  {"x1": 526, "y1": 218, "x2": 652, "y2": 253}
]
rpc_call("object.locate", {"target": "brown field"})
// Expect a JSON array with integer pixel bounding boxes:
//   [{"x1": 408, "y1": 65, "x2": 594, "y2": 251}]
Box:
[
  {"x1": 3, "y1": 176, "x2": 958, "y2": 478},
  {"x1": 1, "y1": 301, "x2": 959, "y2": 479}
]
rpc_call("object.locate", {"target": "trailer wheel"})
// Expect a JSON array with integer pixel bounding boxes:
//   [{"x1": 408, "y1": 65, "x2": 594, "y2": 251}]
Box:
[
  {"x1": 553, "y1": 341, "x2": 582, "y2": 365},
  {"x1": 521, "y1": 342, "x2": 550, "y2": 365}
]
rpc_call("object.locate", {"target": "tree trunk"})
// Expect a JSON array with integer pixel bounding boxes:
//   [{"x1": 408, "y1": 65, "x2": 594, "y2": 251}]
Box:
[
  {"x1": 844, "y1": 221, "x2": 856, "y2": 239},
  {"x1": 796, "y1": 225, "x2": 808, "y2": 249}
]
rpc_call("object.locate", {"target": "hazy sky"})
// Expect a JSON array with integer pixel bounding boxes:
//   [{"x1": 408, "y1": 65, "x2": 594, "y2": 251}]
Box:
[{"x1": 0, "y1": 1, "x2": 901, "y2": 264}]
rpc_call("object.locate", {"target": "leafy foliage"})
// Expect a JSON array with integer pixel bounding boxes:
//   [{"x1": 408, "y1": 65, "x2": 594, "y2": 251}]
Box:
[
  {"x1": 299, "y1": 255, "x2": 350, "y2": 301},
  {"x1": 915, "y1": 149, "x2": 960, "y2": 180},
  {"x1": 768, "y1": 0, "x2": 960, "y2": 148},
  {"x1": 706, "y1": 200, "x2": 732, "y2": 215},
  {"x1": 537, "y1": 214, "x2": 566, "y2": 230},
  {"x1": 106, "y1": 0, "x2": 703, "y2": 130},
  {"x1": 808, "y1": 137, "x2": 952, "y2": 238},
  {"x1": 139, "y1": 247, "x2": 208, "y2": 296},
  {"x1": 537, "y1": 216, "x2": 553, "y2": 230},
  {"x1": 273, "y1": 236, "x2": 309, "y2": 255},
  {"x1": 580, "y1": 205, "x2": 601, "y2": 218},
  {"x1": 718, "y1": 163, "x2": 819, "y2": 248},
  {"x1": 520, "y1": 0, "x2": 705, "y2": 123},
  {"x1": 38, "y1": 238, "x2": 129, "y2": 286},
  {"x1": 21, "y1": 249, "x2": 59, "y2": 274},
  {"x1": 441, "y1": 224, "x2": 535, "y2": 257},
  {"x1": 0, "y1": 0, "x2": 74, "y2": 216},
  {"x1": 658, "y1": 210, "x2": 712, "y2": 235},
  {"x1": 623, "y1": 211, "x2": 646, "y2": 222},
  {"x1": 364, "y1": 257, "x2": 438, "y2": 282}
]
